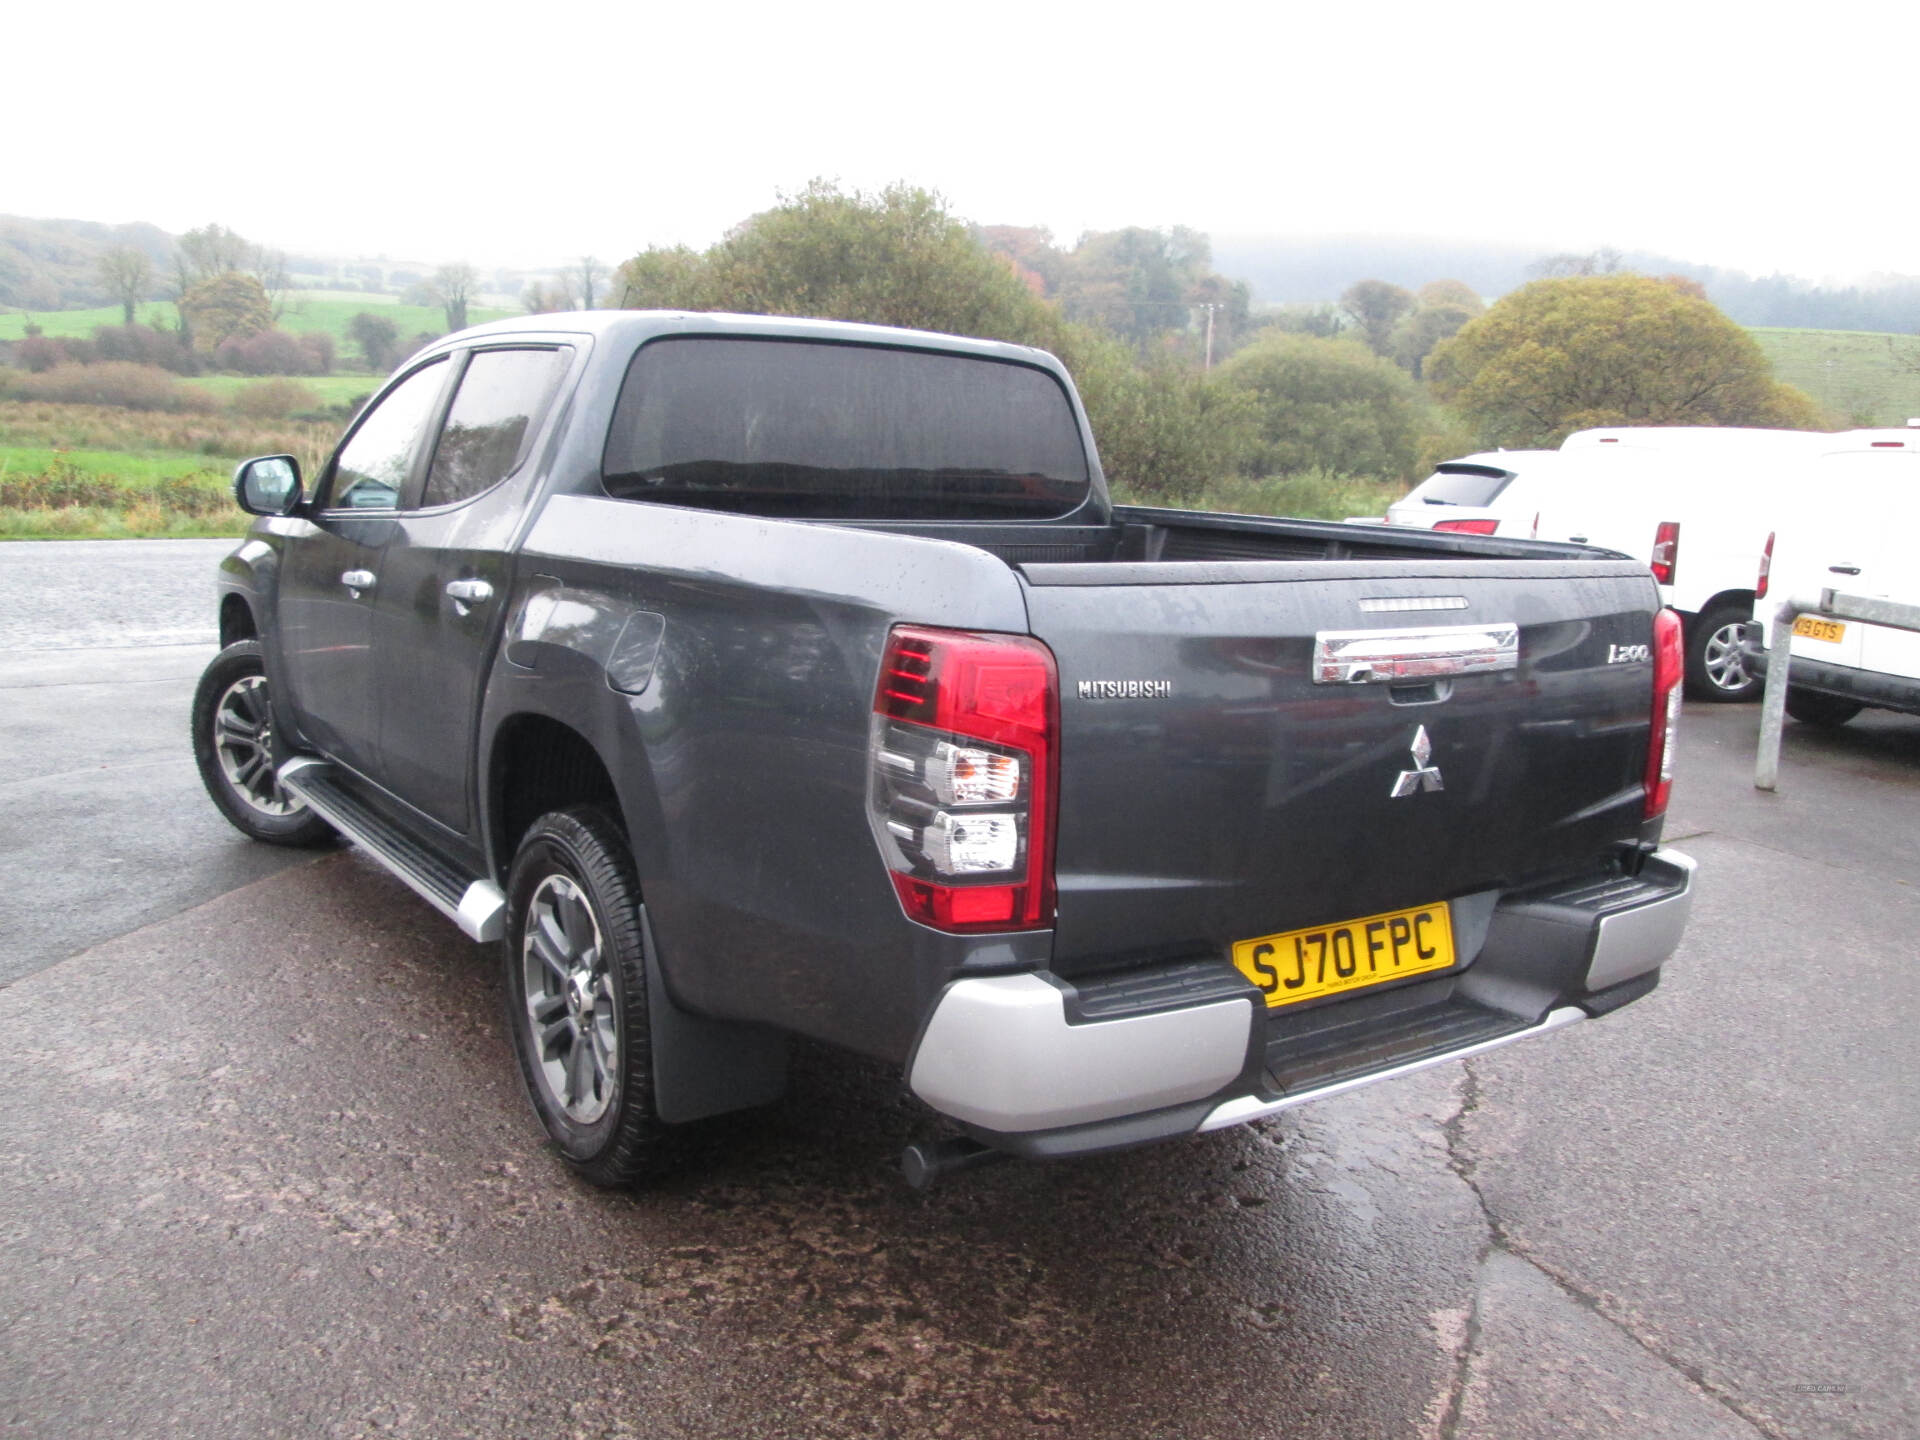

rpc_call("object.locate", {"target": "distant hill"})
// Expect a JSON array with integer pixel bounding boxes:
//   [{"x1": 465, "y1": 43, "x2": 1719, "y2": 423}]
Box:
[
  {"x1": 0, "y1": 216, "x2": 174, "y2": 311},
  {"x1": 1211, "y1": 233, "x2": 1920, "y2": 335}
]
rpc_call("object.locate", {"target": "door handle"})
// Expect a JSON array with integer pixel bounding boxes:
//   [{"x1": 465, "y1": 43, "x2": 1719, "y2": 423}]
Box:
[
  {"x1": 1828, "y1": 564, "x2": 1862, "y2": 576},
  {"x1": 445, "y1": 579, "x2": 494, "y2": 616},
  {"x1": 340, "y1": 569, "x2": 376, "y2": 596}
]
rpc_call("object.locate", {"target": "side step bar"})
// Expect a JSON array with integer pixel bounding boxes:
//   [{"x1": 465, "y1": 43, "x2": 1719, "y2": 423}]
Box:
[{"x1": 279, "y1": 757, "x2": 506, "y2": 942}]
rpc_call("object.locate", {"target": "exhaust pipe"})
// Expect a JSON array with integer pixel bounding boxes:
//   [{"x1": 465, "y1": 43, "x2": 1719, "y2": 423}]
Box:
[{"x1": 900, "y1": 1135, "x2": 1005, "y2": 1190}]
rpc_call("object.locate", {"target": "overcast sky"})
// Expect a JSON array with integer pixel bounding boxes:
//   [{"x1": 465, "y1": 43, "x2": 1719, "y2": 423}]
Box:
[{"x1": 12, "y1": 0, "x2": 1914, "y2": 284}]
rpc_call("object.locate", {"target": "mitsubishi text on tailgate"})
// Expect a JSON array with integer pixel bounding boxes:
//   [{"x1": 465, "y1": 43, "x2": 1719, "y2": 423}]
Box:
[{"x1": 193, "y1": 311, "x2": 1695, "y2": 1187}]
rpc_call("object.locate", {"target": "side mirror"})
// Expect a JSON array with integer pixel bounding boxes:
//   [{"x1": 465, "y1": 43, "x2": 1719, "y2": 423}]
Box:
[{"x1": 233, "y1": 455, "x2": 303, "y2": 516}]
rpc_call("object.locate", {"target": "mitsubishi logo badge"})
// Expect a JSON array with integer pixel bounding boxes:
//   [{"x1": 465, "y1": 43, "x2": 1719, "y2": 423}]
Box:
[{"x1": 1391, "y1": 725, "x2": 1444, "y2": 798}]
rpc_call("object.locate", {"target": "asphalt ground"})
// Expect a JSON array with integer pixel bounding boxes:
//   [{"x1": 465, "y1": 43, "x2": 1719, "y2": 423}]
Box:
[{"x1": 1, "y1": 539, "x2": 1914, "y2": 1439}]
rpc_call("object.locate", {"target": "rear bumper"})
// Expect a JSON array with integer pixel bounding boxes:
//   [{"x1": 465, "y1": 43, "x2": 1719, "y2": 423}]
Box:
[
  {"x1": 907, "y1": 848, "x2": 1694, "y2": 1156},
  {"x1": 1742, "y1": 629, "x2": 1920, "y2": 715}
]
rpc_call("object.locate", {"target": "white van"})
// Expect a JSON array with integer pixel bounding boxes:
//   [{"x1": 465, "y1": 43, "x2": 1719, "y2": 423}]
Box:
[
  {"x1": 1540, "y1": 428, "x2": 1832, "y2": 702},
  {"x1": 1383, "y1": 451, "x2": 1560, "y2": 538},
  {"x1": 1747, "y1": 434, "x2": 1920, "y2": 726}
]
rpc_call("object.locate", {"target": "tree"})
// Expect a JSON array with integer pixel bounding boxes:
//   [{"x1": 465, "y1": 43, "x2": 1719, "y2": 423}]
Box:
[
  {"x1": 346, "y1": 311, "x2": 400, "y2": 373},
  {"x1": 1529, "y1": 247, "x2": 1624, "y2": 279},
  {"x1": 577, "y1": 256, "x2": 602, "y2": 310},
  {"x1": 1429, "y1": 275, "x2": 1823, "y2": 447},
  {"x1": 1389, "y1": 303, "x2": 1475, "y2": 379},
  {"x1": 1215, "y1": 333, "x2": 1425, "y2": 481},
  {"x1": 1339, "y1": 279, "x2": 1416, "y2": 356},
  {"x1": 522, "y1": 277, "x2": 577, "y2": 314},
  {"x1": 425, "y1": 263, "x2": 478, "y2": 331},
  {"x1": 97, "y1": 247, "x2": 152, "y2": 326},
  {"x1": 1415, "y1": 279, "x2": 1483, "y2": 315},
  {"x1": 180, "y1": 272, "x2": 273, "y2": 353},
  {"x1": 614, "y1": 181, "x2": 1062, "y2": 347}
]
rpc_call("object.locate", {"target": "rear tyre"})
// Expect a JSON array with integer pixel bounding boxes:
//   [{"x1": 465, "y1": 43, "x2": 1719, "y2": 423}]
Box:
[
  {"x1": 191, "y1": 640, "x2": 335, "y2": 847},
  {"x1": 504, "y1": 807, "x2": 666, "y2": 1186},
  {"x1": 1785, "y1": 688, "x2": 1862, "y2": 728},
  {"x1": 1684, "y1": 602, "x2": 1760, "y2": 703}
]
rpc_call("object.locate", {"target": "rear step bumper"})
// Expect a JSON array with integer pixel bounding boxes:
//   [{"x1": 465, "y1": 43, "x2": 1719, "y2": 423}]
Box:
[
  {"x1": 908, "y1": 848, "x2": 1694, "y2": 1153},
  {"x1": 279, "y1": 758, "x2": 507, "y2": 942}
]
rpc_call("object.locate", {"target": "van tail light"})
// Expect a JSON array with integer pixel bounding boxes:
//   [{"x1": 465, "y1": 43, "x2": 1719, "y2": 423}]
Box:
[
  {"x1": 1435, "y1": 518, "x2": 1499, "y2": 535},
  {"x1": 1757, "y1": 531, "x2": 1774, "y2": 600},
  {"x1": 868, "y1": 625, "x2": 1058, "y2": 932},
  {"x1": 1644, "y1": 609, "x2": 1683, "y2": 820},
  {"x1": 1650, "y1": 521, "x2": 1680, "y2": 586}
]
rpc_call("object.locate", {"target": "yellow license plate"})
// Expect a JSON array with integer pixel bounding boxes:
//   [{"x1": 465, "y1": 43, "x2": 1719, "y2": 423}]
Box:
[
  {"x1": 1793, "y1": 615, "x2": 1847, "y2": 643},
  {"x1": 1233, "y1": 901, "x2": 1455, "y2": 1008}
]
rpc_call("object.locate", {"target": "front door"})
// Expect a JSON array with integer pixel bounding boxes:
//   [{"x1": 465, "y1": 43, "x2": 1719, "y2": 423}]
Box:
[{"x1": 275, "y1": 357, "x2": 453, "y2": 778}]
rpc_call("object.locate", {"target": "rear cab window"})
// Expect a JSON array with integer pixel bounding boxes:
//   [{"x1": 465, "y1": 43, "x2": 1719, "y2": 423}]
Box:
[{"x1": 600, "y1": 336, "x2": 1091, "y2": 520}]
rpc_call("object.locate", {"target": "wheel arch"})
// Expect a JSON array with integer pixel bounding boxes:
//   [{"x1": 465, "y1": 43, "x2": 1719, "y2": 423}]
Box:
[
  {"x1": 487, "y1": 712, "x2": 623, "y2": 882},
  {"x1": 1684, "y1": 590, "x2": 1756, "y2": 631},
  {"x1": 219, "y1": 592, "x2": 259, "y2": 647}
]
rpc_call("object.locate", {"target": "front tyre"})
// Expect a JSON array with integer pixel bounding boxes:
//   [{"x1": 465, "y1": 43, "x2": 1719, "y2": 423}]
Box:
[
  {"x1": 1684, "y1": 601, "x2": 1761, "y2": 703},
  {"x1": 504, "y1": 807, "x2": 665, "y2": 1186},
  {"x1": 191, "y1": 640, "x2": 334, "y2": 846}
]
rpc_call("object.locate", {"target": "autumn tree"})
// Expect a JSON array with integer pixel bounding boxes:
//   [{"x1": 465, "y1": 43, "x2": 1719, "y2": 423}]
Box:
[
  {"x1": 577, "y1": 256, "x2": 602, "y2": 309},
  {"x1": 1428, "y1": 275, "x2": 1823, "y2": 447},
  {"x1": 1339, "y1": 279, "x2": 1416, "y2": 356},
  {"x1": 1216, "y1": 333, "x2": 1426, "y2": 480},
  {"x1": 97, "y1": 247, "x2": 153, "y2": 326},
  {"x1": 180, "y1": 272, "x2": 273, "y2": 353}
]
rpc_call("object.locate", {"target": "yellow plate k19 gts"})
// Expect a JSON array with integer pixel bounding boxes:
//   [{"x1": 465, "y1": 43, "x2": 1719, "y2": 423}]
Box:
[
  {"x1": 1232, "y1": 901, "x2": 1455, "y2": 1008},
  {"x1": 1792, "y1": 615, "x2": 1847, "y2": 643}
]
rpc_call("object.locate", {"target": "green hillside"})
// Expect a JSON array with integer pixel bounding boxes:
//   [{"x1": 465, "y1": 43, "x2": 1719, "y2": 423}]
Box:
[
  {"x1": 0, "y1": 290, "x2": 512, "y2": 347},
  {"x1": 1750, "y1": 327, "x2": 1920, "y2": 428}
]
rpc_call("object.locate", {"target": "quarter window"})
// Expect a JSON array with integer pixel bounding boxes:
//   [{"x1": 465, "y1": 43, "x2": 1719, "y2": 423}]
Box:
[
  {"x1": 326, "y1": 360, "x2": 448, "y2": 510},
  {"x1": 422, "y1": 348, "x2": 568, "y2": 508}
]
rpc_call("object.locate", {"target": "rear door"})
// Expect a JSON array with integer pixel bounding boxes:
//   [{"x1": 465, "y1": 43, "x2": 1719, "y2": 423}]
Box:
[
  {"x1": 1814, "y1": 451, "x2": 1920, "y2": 679},
  {"x1": 372, "y1": 344, "x2": 573, "y2": 834},
  {"x1": 1021, "y1": 559, "x2": 1659, "y2": 974}
]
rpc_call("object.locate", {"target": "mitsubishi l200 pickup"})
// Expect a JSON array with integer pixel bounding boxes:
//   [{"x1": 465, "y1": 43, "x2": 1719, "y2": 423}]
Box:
[{"x1": 193, "y1": 311, "x2": 1695, "y2": 1186}]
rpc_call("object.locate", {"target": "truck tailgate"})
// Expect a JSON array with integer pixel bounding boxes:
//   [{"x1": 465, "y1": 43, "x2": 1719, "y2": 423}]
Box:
[{"x1": 1019, "y1": 557, "x2": 1662, "y2": 974}]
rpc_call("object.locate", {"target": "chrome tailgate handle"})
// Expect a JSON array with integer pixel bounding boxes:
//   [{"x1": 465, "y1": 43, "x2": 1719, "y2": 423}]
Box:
[{"x1": 1314, "y1": 623, "x2": 1519, "y2": 684}]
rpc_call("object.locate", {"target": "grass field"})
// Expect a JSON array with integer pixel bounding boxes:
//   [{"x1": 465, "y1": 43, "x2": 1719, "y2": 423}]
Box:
[
  {"x1": 1750, "y1": 328, "x2": 1920, "y2": 427},
  {"x1": 181, "y1": 374, "x2": 379, "y2": 406},
  {"x1": 0, "y1": 446, "x2": 245, "y2": 540},
  {"x1": 0, "y1": 290, "x2": 512, "y2": 346}
]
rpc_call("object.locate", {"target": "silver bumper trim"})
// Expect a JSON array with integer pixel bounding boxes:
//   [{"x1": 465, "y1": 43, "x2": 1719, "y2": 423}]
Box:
[
  {"x1": 909, "y1": 974, "x2": 1252, "y2": 1133},
  {"x1": 1585, "y1": 848, "x2": 1695, "y2": 991},
  {"x1": 1199, "y1": 1005, "x2": 1588, "y2": 1133}
]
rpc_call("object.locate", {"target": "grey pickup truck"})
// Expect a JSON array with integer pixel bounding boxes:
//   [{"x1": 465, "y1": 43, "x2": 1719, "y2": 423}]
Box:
[{"x1": 194, "y1": 311, "x2": 1695, "y2": 1187}]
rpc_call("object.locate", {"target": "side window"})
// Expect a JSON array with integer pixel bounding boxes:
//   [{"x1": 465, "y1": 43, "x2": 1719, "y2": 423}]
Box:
[
  {"x1": 421, "y1": 348, "x2": 567, "y2": 508},
  {"x1": 324, "y1": 360, "x2": 448, "y2": 510}
]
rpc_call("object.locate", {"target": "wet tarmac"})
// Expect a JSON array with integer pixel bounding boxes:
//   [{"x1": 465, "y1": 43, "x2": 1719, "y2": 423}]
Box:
[{"x1": 2, "y1": 540, "x2": 1915, "y2": 1438}]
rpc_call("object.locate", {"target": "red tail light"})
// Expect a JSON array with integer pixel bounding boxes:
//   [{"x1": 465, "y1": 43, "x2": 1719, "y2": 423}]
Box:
[
  {"x1": 1650, "y1": 521, "x2": 1680, "y2": 586},
  {"x1": 1434, "y1": 517, "x2": 1500, "y2": 535},
  {"x1": 1757, "y1": 531, "x2": 1774, "y2": 600},
  {"x1": 1644, "y1": 609, "x2": 1683, "y2": 820},
  {"x1": 869, "y1": 625, "x2": 1058, "y2": 932}
]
